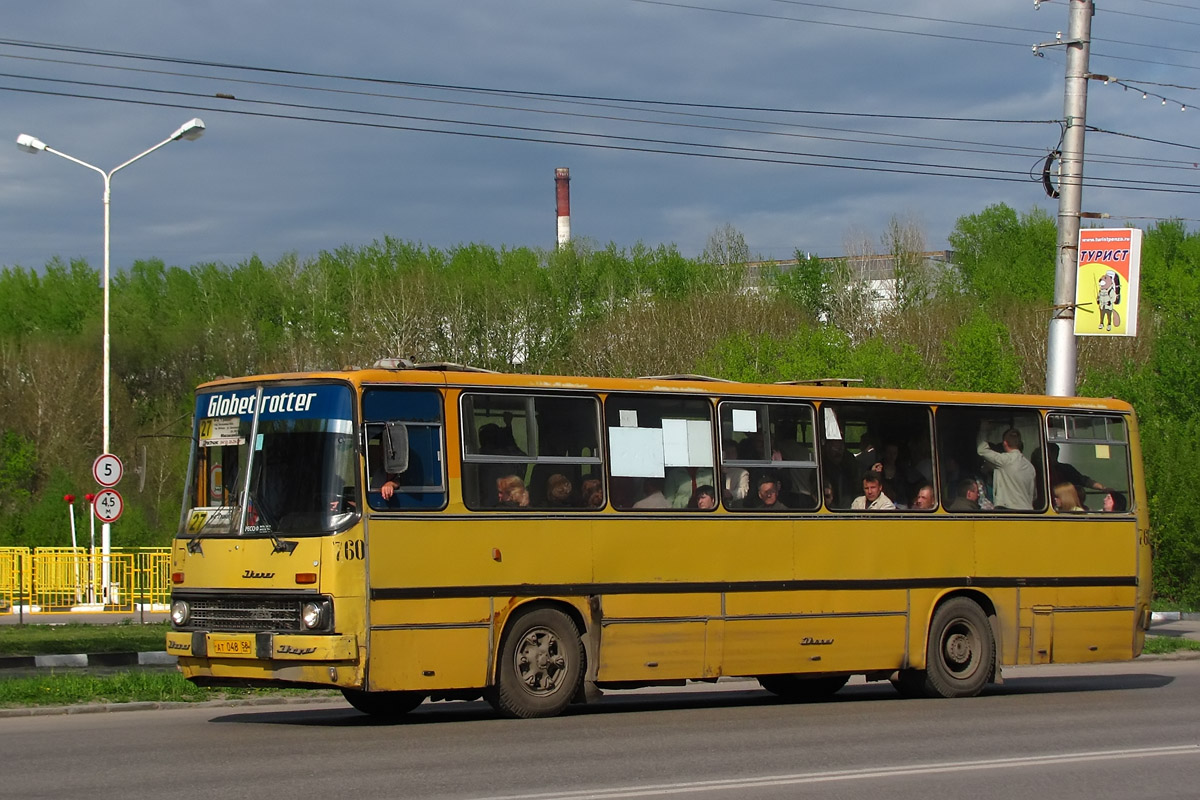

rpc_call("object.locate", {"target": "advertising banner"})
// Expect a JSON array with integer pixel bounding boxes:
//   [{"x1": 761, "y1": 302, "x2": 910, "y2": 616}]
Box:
[{"x1": 1074, "y1": 228, "x2": 1141, "y2": 337}]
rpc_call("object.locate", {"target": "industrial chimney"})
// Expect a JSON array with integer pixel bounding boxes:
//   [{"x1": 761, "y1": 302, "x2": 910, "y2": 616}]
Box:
[{"x1": 555, "y1": 167, "x2": 571, "y2": 248}]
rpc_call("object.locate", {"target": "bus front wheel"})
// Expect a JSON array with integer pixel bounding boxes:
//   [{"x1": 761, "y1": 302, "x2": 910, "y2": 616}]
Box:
[
  {"x1": 341, "y1": 688, "x2": 426, "y2": 718},
  {"x1": 899, "y1": 597, "x2": 994, "y2": 699},
  {"x1": 487, "y1": 607, "x2": 584, "y2": 719}
]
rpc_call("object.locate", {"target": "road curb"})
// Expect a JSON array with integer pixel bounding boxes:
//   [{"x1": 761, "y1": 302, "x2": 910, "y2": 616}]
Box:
[
  {"x1": 1151, "y1": 611, "x2": 1200, "y2": 622},
  {"x1": 0, "y1": 651, "x2": 175, "y2": 671},
  {"x1": 0, "y1": 694, "x2": 347, "y2": 718}
]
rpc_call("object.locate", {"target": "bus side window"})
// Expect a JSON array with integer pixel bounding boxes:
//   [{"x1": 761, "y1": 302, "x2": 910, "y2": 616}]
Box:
[
  {"x1": 1046, "y1": 413, "x2": 1133, "y2": 513},
  {"x1": 937, "y1": 406, "x2": 1044, "y2": 513},
  {"x1": 362, "y1": 389, "x2": 447, "y2": 511},
  {"x1": 820, "y1": 401, "x2": 933, "y2": 511},
  {"x1": 461, "y1": 392, "x2": 603, "y2": 511},
  {"x1": 605, "y1": 394, "x2": 715, "y2": 511},
  {"x1": 719, "y1": 401, "x2": 818, "y2": 511}
]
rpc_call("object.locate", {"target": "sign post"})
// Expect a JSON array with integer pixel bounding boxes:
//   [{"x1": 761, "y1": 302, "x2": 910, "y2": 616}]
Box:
[{"x1": 92, "y1": 454, "x2": 123, "y2": 604}]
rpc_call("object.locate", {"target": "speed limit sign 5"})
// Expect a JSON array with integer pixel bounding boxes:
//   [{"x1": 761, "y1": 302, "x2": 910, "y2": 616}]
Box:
[
  {"x1": 93, "y1": 488, "x2": 124, "y2": 523},
  {"x1": 93, "y1": 454, "x2": 123, "y2": 487}
]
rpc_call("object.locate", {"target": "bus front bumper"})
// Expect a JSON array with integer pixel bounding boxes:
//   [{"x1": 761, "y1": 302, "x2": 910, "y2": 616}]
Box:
[{"x1": 167, "y1": 630, "x2": 357, "y2": 661}]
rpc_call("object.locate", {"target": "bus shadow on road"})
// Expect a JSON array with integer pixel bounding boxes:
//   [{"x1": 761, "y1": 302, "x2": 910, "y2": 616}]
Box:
[{"x1": 209, "y1": 672, "x2": 1175, "y2": 726}]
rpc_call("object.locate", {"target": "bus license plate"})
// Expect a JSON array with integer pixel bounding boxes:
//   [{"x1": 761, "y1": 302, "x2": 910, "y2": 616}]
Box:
[{"x1": 211, "y1": 636, "x2": 255, "y2": 656}]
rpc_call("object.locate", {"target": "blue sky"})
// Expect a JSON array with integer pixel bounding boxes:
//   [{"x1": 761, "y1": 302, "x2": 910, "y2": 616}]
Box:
[{"x1": 3, "y1": 1, "x2": 1197, "y2": 272}]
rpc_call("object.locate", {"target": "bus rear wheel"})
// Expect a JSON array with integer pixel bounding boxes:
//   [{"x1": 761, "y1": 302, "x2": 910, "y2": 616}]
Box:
[
  {"x1": 487, "y1": 607, "x2": 584, "y2": 719},
  {"x1": 758, "y1": 674, "x2": 849, "y2": 702},
  {"x1": 899, "y1": 597, "x2": 994, "y2": 699},
  {"x1": 341, "y1": 688, "x2": 426, "y2": 718}
]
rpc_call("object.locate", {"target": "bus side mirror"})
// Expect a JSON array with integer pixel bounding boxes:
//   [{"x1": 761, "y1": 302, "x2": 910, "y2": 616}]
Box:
[{"x1": 384, "y1": 422, "x2": 409, "y2": 476}]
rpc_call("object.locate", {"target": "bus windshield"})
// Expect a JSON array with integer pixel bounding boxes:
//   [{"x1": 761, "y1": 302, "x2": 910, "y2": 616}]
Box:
[{"x1": 180, "y1": 383, "x2": 356, "y2": 538}]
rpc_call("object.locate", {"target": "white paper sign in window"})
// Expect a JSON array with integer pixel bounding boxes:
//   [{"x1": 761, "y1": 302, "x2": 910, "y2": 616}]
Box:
[
  {"x1": 732, "y1": 408, "x2": 758, "y2": 433},
  {"x1": 662, "y1": 418, "x2": 713, "y2": 467},
  {"x1": 609, "y1": 426, "x2": 665, "y2": 477}
]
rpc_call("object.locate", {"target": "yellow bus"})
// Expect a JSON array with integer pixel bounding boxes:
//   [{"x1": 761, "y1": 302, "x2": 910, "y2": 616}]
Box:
[{"x1": 167, "y1": 362, "x2": 1151, "y2": 718}]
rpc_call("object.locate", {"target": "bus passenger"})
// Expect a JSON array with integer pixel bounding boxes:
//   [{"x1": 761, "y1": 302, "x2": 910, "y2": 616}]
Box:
[
  {"x1": 581, "y1": 478, "x2": 604, "y2": 509},
  {"x1": 496, "y1": 474, "x2": 530, "y2": 508},
  {"x1": 753, "y1": 476, "x2": 788, "y2": 510},
  {"x1": 946, "y1": 478, "x2": 981, "y2": 511},
  {"x1": 665, "y1": 466, "x2": 715, "y2": 508},
  {"x1": 851, "y1": 473, "x2": 896, "y2": 510},
  {"x1": 632, "y1": 478, "x2": 671, "y2": 509},
  {"x1": 911, "y1": 484, "x2": 936, "y2": 510},
  {"x1": 976, "y1": 427, "x2": 1035, "y2": 510},
  {"x1": 721, "y1": 439, "x2": 750, "y2": 505},
  {"x1": 1052, "y1": 481, "x2": 1085, "y2": 512},
  {"x1": 1048, "y1": 443, "x2": 1105, "y2": 504},
  {"x1": 545, "y1": 473, "x2": 574, "y2": 507},
  {"x1": 1102, "y1": 490, "x2": 1127, "y2": 512},
  {"x1": 687, "y1": 485, "x2": 717, "y2": 510}
]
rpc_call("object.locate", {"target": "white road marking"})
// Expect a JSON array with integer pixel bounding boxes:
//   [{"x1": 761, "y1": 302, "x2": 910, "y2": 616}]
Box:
[{"x1": 478, "y1": 745, "x2": 1200, "y2": 799}]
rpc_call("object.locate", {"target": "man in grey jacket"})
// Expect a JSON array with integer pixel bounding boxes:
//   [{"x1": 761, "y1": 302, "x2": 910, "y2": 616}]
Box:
[{"x1": 976, "y1": 427, "x2": 1035, "y2": 510}]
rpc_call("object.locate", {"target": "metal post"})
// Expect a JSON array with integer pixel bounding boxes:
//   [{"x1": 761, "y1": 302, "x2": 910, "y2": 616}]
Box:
[
  {"x1": 17, "y1": 552, "x2": 23, "y2": 625},
  {"x1": 1045, "y1": 0, "x2": 1094, "y2": 397}
]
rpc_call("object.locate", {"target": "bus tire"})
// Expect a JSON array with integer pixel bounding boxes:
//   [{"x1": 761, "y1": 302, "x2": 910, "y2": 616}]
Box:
[
  {"x1": 341, "y1": 688, "x2": 425, "y2": 717},
  {"x1": 758, "y1": 674, "x2": 849, "y2": 702},
  {"x1": 918, "y1": 597, "x2": 994, "y2": 698},
  {"x1": 487, "y1": 607, "x2": 584, "y2": 719}
]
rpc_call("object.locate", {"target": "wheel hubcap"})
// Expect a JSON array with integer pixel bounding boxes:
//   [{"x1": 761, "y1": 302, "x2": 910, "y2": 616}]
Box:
[
  {"x1": 942, "y1": 620, "x2": 979, "y2": 676},
  {"x1": 514, "y1": 626, "x2": 567, "y2": 696}
]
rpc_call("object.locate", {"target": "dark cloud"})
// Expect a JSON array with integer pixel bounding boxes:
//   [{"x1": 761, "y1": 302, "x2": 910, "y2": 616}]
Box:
[{"x1": 3, "y1": 1, "x2": 1196, "y2": 271}]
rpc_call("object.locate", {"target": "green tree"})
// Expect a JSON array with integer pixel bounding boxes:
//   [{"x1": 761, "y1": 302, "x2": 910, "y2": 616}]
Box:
[{"x1": 948, "y1": 204, "x2": 1056, "y2": 304}]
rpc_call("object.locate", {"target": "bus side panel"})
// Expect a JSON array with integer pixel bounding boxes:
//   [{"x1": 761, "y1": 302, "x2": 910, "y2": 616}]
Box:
[
  {"x1": 596, "y1": 620, "x2": 709, "y2": 682},
  {"x1": 368, "y1": 628, "x2": 490, "y2": 691},
  {"x1": 1051, "y1": 607, "x2": 1139, "y2": 663},
  {"x1": 723, "y1": 615, "x2": 907, "y2": 675},
  {"x1": 367, "y1": 597, "x2": 494, "y2": 691},
  {"x1": 724, "y1": 589, "x2": 908, "y2": 675}
]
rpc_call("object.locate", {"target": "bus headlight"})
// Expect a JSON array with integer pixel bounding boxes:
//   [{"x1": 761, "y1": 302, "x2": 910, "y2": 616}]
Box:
[
  {"x1": 171, "y1": 599, "x2": 191, "y2": 626},
  {"x1": 302, "y1": 599, "x2": 330, "y2": 630}
]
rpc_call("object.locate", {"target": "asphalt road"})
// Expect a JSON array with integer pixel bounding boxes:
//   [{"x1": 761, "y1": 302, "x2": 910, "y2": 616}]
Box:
[{"x1": 4, "y1": 660, "x2": 1199, "y2": 800}]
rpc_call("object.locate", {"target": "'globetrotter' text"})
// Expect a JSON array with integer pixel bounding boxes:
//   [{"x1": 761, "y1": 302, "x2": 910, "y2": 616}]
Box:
[{"x1": 206, "y1": 391, "x2": 318, "y2": 418}]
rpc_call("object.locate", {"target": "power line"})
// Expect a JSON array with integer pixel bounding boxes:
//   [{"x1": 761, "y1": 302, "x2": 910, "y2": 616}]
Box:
[
  {"x1": 0, "y1": 37, "x2": 1050, "y2": 124},
  {"x1": 6, "y1": 82, "x2": 1200, "y2": 196}
]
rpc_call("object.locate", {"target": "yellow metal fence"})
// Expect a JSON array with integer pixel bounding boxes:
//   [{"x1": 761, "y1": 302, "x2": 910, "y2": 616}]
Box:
[{"x1": 0, "y1": 547, "x2": 170, "y2": 615}]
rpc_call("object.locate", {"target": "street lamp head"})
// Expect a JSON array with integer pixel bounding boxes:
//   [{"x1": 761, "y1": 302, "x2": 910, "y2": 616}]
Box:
[
  {"x1": 16, "y1": 133, "x2": 47, "y2": 154},
  {"x1": 171, "y1": 118, "x2": 205, "y2": 142}
]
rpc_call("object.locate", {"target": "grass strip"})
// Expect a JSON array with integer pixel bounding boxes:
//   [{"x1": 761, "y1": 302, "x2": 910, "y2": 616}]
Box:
[
  {"x1": 0, "y1": 622, "x2": 170, "y2": 656},
  {"x1": 0, "y1": 670, "x2": 334, "y2": 707},
  {"x1": 1142, "y1": 635, "x2": 1200, "y2": 655}
]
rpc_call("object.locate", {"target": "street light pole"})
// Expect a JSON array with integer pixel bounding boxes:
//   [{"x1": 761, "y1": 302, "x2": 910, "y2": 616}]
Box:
[{"x1": 16, "y1": 118, "x2": 205, "y2": 603}]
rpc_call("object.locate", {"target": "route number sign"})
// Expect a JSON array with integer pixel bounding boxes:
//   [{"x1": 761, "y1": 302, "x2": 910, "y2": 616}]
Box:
[
  {"x1": 93, "y1": 488, "x2": 124, "y2": 523},
  {"x1": 93, "y1": 454, "x2": 123, "y2": 488}
]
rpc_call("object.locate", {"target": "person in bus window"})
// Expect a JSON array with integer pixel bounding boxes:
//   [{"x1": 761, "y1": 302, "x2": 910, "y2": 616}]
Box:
[
  {"x1": 976, "y1": 427, "x2": 1035, "y2": 510},
  {"x1": 721, "y1": 439, "x2": 750, "y2": 505},
  {"x1": 851, "y1": 473, "x2": 896, "y2": 510},
  {"x1": 1047, "y1": 443, "x2": 1105, "y2": 505},
  {"x1": 545, "y1": 473, "x2": 574, "y2": 508},
  {"x1": 665, "y1": 465, "x2": 715, "y2": 508},
  {"x1": 496, "y1": 474, "x2": 530, "y2": 508},
  {"x1": 946, "y1": 478, "x2": 981, "y2": 512},
  {"x1": 581, "y1": 478, "x2": 604, "y2": 509},
  {"x1": 632, "y1": 477, "x2": 671, "y2": 509},
  {"x1": 911, "y1": 484, "x2": 936, "y2": 510},
  {"x1": 1052, "y1": 481, "x2": 1085, "y2": 512},
  {"x1": 821, "y1": 439, "x2": 859, "y2": 507},
  {"x1": 753, "y1": 476, "x2": 788, "y2": 510},
  {"x1": 687, "y1": 485, "x2": 717, "y2": 510},
  {"x1": 1102, "y1": 490, "x2": 1127, "y2": 512}
]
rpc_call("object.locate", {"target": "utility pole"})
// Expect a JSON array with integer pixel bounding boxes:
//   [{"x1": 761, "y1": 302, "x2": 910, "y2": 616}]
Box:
[{"x1": 1043, "y1": 0, "x2": 1094, "y2": 397}]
